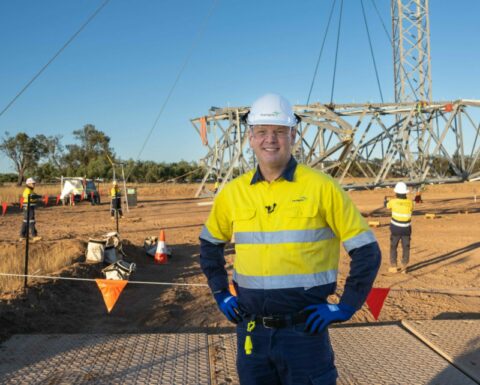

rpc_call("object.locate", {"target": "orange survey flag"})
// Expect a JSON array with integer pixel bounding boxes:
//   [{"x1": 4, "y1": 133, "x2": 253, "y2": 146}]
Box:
[
  {"x1": 200, "y1": 116, "x2": 208, "y2": 146},
  {"x1": 1, "y1": 202, "x2": 7, "y2": 216},
  {"x1": 95, "y1": 279, "x2": 128, "y2": 313},
  {"x1": 366, "y1": 287, "x2": 390, "y2": 320}
]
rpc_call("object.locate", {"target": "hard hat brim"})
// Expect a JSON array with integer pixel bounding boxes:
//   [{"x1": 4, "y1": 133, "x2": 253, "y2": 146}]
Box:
[{"x1": 247, "y1": 119, "x2": 295, "y2": 127}]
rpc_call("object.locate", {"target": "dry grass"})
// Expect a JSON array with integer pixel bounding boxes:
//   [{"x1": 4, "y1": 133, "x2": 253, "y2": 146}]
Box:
[
  {"x1": 0, "y1": 240, "x2": 84, "y2": 293},
  {"x1": 0, "y1": 184, "x2": 60, "y2": 204},
  {"x1": 135, "y1": 183, "x2": 208, "y2": 198},
  {"x1": 0, "y1": 182, "x2": 211, "y2": 203},
  {"x1": 0, "y1": 182, "x2": 207, "y2": 292}
]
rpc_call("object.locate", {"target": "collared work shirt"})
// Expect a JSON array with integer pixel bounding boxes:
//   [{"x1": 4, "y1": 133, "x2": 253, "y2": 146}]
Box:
[
  {"x1": 22, "y1": 187, "x2": 39, "y2": 207},
  {"x1": 200, "y1": 158, "x2": 381, "y2": 315},
  {"x1": 387, "y1": 198, "x2": 413, "y2": 235}
]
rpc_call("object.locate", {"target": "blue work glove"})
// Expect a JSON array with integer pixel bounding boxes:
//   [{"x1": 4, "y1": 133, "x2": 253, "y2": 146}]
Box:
[
  {"x1": 304, "y1": 303, "x2": 356, "y2": 334},
  {"x1": 214, "y1": 291, "x2": 242, "y2": 324}
]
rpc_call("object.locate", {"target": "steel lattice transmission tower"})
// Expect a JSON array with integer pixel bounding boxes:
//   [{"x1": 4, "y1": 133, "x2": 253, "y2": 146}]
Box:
[
  {"x1": 191, "y1": 1, "x2": 480, "y2": 197},
  {"x1": 392, "y1": 0, "x2": 432, "y2": 102}
]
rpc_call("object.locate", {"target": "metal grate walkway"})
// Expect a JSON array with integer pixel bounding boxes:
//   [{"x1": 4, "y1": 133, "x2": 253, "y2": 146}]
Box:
[
  {"x1": 403, "y1": 319, "x2": 480, "y2": 384},
  {"x1": 0, "y1": 321, "x2": 478, "y2": 384},
  {"x1": 0, "y1": 334, "x2": 210, "y2": 385}
]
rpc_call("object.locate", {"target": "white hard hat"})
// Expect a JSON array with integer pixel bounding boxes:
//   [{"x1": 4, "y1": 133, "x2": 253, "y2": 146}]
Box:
[
  {"x1": 394, "y1": 182, "x2": 409, "y2": 194},
  {"x1": 247, "y1": 93, "x2": 297, "y2": 127},
  {"x1": 26, "y1": 177, "x2": 36, "y2": 185}
]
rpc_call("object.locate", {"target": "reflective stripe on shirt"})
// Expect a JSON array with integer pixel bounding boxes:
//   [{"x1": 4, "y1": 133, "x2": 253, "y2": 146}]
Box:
[
  {"x1": 200, "y1": 226, "x2": 227, "y2": 245},
  {"x1": 234, "y1": 227, "x2": 335, "y2": 245},
  {"x1": 233, "y1": 269, "x2": 338, "y2": 290},
  {"x1": 391, "y1": 219, "x2": 411, "y2": 227},
  {"x1": 343, "y1": 230, "x2": 376, "y2": 253},
  {"x1": 392, "y1": 211, "x2": 412, "y2": 219}
]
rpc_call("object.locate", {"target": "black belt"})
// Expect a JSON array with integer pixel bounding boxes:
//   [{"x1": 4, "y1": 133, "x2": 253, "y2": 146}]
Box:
[{"x1": 253, "y1": 310, "x2": 311, "y2": 329}]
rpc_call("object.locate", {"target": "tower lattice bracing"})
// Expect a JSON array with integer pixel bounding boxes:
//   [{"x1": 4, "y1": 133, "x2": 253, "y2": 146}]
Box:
[
  {"x1": 192, "y1": 2, "x2": 480, "y2": 196},
  {"x1": 392, "y1": 0, "x2": 432, "y2": 103},
  {"x1": 192, "y1": 101, "x2": 480, "y2": 197}
]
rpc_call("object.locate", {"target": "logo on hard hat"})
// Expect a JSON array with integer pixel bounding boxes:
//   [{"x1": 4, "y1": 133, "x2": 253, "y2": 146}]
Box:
[{"x1": 260, "y1": 111, "x2": 281, "y2": 117}]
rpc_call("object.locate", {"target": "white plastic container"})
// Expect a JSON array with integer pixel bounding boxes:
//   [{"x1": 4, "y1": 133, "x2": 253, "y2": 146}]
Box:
[{"x1": 86, "y1": 240, "x2": 105, "y2": 263}]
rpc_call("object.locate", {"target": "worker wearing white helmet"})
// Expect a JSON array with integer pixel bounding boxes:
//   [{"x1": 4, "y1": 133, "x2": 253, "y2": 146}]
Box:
[
  {"x1": 19, "y1": 177, "x2": 42, "y2": 241},
  {"x1": 110, "y1": 180, "x2": 123, "y2": 219},
  {"x1": 386, "y1": 182, "x2": 414, "y2": 273},
  {"x1": 200, "y1": 93, "x2": 381, "y2": 384}
]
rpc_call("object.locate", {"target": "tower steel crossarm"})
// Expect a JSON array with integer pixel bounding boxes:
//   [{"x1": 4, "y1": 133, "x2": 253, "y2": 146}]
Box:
[{"x1": 192, "y1": 100, "x2": 480, "y2": 195}]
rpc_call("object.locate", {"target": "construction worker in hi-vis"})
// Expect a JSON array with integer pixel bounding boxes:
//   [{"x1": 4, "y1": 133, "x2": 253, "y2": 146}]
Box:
[
  {"x1": 20, "y1": 177, "x2": 42, "y2": 241},
  {"x1": 214, "y1": 177, "x2": 222, "y2": 194},
  {"x1": 110, "y1": 180, "x2": 123, "y2": 218},
  {"x1": 387, "y1": 182, "x2": 414, "y2": 273},
  {"x1": 199, "y1": 93, "x2": 381, "y2": 385}
]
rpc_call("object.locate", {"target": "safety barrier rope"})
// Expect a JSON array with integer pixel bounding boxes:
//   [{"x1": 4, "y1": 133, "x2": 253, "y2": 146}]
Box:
[
  {"x1": 0, "y1": 272, "x2": 208, "y2": 287},
  {"x1": 1, "y1": 272, "x2": 478, "y2": 295}
]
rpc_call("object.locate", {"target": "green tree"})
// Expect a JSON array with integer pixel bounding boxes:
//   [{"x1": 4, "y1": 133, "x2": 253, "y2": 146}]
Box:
[
  {"x1": 0, "y1": 132, "x2": 49, "y2": 185},
  {"x1": 63, "y1": 124, "x2": 114, "y2": 178},
  {"x1": 37, "y1": 134, "x2": 64, "y2": 171}
]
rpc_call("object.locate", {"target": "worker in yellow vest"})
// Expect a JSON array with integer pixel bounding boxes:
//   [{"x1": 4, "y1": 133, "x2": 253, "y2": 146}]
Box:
[
  {"x1": 213, "y1": 177, "x2": 222, "y2": 194},
  {"x1": 19, "y1": 177, "x2": 42, "y2": 241},
  {"x1": 110, "y1": 180, "x2": 123, "y2": 219},
  {"x1": 199, "y1": 93, "x2": 381, "y2": 384},
  {"x1": 386, "y1": 182, "x2": 414, "y2": 273}
]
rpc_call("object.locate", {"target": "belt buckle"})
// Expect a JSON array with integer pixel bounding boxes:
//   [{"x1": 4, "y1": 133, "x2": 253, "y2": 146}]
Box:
[{"x1": 262, "y1": 316, "x2": 275, "y2": 329}]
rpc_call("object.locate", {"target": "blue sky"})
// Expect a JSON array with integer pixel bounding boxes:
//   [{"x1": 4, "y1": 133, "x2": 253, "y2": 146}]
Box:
[{"x1": 1, "y1": 0, "x2": 479, "y2": 173}]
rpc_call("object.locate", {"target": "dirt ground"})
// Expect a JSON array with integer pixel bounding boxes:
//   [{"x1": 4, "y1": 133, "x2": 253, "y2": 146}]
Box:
[{"x1": 0, "y1": 182, "x2": 479, "y2": 342}]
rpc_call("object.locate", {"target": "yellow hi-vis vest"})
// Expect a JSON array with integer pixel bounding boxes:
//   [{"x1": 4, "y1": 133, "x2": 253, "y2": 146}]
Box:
[
  {"x1": 201, "y1": 164, "x2": 375, "y2": 290},
  {"x1": 22, "y1": 187, "x2": 37, "y2": 207},
  {"x1": 111, "y1": 187, "x2": 120, "y2": 198},
  {"x1": 387, "y1": 198, "x2": 413, "y2": 227}
]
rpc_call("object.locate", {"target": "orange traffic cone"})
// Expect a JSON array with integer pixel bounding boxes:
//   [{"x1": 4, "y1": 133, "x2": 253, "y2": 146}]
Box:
[{"x1": 154, "y1": 230, "x2": 168, "y2": 264}]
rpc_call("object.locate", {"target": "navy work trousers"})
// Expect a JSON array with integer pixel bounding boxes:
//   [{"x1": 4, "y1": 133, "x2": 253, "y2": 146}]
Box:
[
  {"x1": 111, "y1": 197, "x2": 123, "y2": 217},
  {"x1": 236, "y1": 320, "x2": 337, "y2": 385},
  {"x1": 20, "y1": 207, "x2": 37, "y2": 237},
  {"x1": 390, "y1": 233, "x2": 410, "y2": 266}
]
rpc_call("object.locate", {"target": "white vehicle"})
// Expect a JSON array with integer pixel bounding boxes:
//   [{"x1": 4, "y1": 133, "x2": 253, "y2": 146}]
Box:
[{"x1": 60, "y1": 177, "x2": 101, "y2": 205}]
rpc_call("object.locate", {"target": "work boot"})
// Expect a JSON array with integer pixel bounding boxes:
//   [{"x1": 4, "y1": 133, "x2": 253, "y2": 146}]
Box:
[
  {"x1": 400, "y1": 264, "x2": 408, "y2": 274},
  {"x1": 388, "y1": 266, "x2": 401, "y2": 273},
  {"x1": 32, "y1": 236, "x2": 42, "y2": 242},
  {"x1": 19, "y1": 237, "x2": 26, "y2": 242}
]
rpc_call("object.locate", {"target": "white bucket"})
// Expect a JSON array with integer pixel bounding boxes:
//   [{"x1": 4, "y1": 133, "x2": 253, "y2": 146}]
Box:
[{"x1": 86, "y1": 240, "x2": 105, "y2": 263}]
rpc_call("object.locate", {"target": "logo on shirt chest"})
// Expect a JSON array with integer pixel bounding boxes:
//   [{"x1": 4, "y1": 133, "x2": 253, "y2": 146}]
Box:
[{"x1": 292, "y1": 196, "x2": 307, "y2": 203}]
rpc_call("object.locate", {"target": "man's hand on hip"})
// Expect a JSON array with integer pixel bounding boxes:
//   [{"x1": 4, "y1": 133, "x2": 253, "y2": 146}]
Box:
[
  {"x1": 303, "y1": 303, "x2": 356, "y2": 334},
  {"x1": 214, "y1": 291, "x2": 242, "y2": 324}
]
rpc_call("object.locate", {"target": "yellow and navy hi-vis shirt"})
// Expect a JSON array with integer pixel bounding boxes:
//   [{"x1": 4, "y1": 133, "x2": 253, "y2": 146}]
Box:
[
  {"x1": 111, "y1": 187, "x2": 121, "y2": 198},
  {"x1": 200, "y1": 157, "x2": 381, "y2": 315},
  {"x1": 387, "y1": 198, "x2": 413, "y2": 227},
  {"x1": 22, "y1": 187, "x2": 38, "y2": 207}
]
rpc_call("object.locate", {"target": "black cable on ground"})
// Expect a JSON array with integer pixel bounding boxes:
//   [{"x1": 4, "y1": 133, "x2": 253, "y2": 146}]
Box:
[
  {"x1": 306, "y1": 0, "x2": 337, "y2": 105},
  {"x1": 361, "y1": 0, "x2": 384, "y2": 103},
  {"x1": 0, "y1": 0, "x2": 111, "y2": 118}
]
